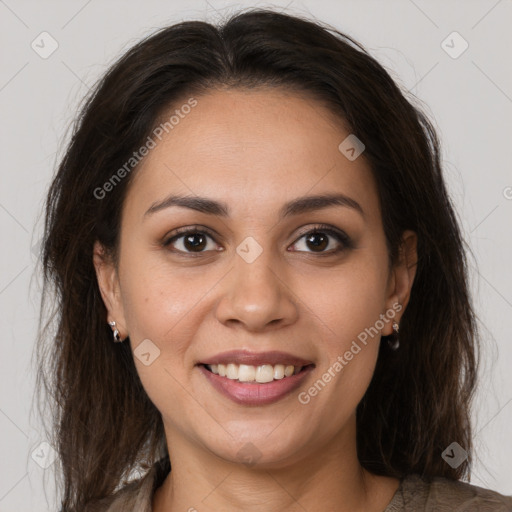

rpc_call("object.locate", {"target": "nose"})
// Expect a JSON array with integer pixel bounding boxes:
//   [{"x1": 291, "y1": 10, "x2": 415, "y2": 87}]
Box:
[{"x1": 214, "y1": 243, "x2": 299, "y2": 332}]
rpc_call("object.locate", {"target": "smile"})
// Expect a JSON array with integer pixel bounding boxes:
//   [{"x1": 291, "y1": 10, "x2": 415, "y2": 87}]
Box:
[{"x1": 198, "y1": 363, "x2": 314, "y2": 406}]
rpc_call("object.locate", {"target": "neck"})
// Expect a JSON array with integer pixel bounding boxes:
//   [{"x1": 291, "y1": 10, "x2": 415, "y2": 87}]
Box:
[{"x1": 152, "y1": 416, "x2": 398, "y2": 512}]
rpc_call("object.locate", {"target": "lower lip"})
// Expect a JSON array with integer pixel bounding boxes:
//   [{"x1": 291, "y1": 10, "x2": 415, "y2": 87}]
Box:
[{"x1": 198, "y1": 364, "x2": 314, "y2": 406}]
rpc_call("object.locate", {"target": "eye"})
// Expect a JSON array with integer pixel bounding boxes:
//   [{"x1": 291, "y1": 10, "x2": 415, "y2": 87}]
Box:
[
  {"x1": 163, "y1": 223, "x2": 352, "y2": 256},
  {"x1": 163, "y1": 226, "x2": 219, "y2": 254},
  {"x1": 290, "y1": 224, "x2": 352, "y2": 255}
]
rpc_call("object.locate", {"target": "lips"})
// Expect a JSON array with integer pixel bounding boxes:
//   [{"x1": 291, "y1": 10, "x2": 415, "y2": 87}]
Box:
[
  {"x1": 197, "y1": 350, "x2": 315, "y2": 405},
  {"x1": 198, "y1": 364, "x2": 314, "y2": 406}
]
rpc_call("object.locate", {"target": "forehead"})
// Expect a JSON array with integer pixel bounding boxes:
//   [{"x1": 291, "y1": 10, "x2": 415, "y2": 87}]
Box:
[{"x1": 123, "y1": 87, "x2": 379, "y2": 222}]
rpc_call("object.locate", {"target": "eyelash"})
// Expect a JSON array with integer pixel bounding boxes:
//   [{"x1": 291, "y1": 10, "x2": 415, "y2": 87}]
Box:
[{"x1": 162, "y1": 223, "x2": 353, "y2": 257}]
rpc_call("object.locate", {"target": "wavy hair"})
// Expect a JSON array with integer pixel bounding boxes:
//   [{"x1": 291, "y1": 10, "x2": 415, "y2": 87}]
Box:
[{"x1": 35, "y1": 8, "x2": 479, "y2": 511}]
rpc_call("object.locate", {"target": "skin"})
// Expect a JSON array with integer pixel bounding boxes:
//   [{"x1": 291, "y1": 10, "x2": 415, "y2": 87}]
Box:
[{"x1": 94, "y1": 87, "x2": 417, "y2": 512}]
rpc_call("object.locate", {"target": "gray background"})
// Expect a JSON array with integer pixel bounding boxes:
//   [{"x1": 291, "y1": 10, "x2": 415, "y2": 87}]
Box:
[{"x1": 0, "y1": 0, "x2": 511, "y2": 510}]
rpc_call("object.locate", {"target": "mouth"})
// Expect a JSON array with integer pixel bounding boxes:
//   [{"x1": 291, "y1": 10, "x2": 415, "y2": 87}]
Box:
[{"x1": 196, "y1": 350, "x2": 315, "y2": 406}]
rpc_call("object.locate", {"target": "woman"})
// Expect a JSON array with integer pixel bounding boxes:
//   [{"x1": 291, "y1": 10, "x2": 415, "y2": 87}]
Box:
[{"x1": 36, "y1": 7, "x2": 512, "y2": 512}]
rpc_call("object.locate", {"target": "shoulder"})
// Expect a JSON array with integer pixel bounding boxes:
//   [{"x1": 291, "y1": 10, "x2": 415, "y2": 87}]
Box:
[
  {"x1": 82, "y1": 476, "x2": 151, "y2": 512},
  {"x1": 83, "y1": 457, "x2": 170, "y2": 512},
  {"x1": 390, "y1": 473, "x2": 512, "y2": 511}
]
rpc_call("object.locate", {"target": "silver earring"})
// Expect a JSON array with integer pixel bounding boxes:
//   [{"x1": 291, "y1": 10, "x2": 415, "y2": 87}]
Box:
[
  {"x1": 108, "y1": 320, "x2": 122, "y2": 343},
  {"x1": 387, "y1": 321, "x2": 400, "y2": 351}
]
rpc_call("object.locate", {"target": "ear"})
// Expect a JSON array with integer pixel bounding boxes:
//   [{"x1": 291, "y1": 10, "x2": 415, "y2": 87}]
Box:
[
  {"x1": 382, "y1": 230, "x2": 418, "y2": 335},
  {"x1": 93, "y1": 240, "x2": 128, "y2": 339}
]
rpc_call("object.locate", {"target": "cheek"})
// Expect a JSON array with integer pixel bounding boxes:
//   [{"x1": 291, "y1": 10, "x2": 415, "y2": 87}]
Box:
[
  {"x1": 119, "y1": 258, "x2": 201, "y2": 420},
  {"x1": 305, "y1": 254, "x2": 389, "y2": 349},
  {"x1": 299, "y1": 253, "x2": 388, "y2": 413},
  {"x1": 119, "y1": 251, "x2": 199, "y2": 343}
]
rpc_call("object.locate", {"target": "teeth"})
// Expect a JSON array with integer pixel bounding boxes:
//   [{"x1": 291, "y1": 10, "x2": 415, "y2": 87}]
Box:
[
  {"x1": 256, "y1": 364, "x2": 274, "y2": 383},
  {"x1": 273, "y1": 364, "x2": 285, "y2": 380},
  {"x1": 238, "y1": 364, "x2": 256, "y2": 382},
  {"x1": 206, "y1": 363, "x2": 303, "y2": 382},
  {"x1": 226, "y1": 363, "x2": 238, "y2": 380}
]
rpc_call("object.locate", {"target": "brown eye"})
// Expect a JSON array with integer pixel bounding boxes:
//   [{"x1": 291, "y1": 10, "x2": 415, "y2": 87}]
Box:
[
  {"x1": 290, "y1": 225, "x2": 352, "y2": 254},
  {"x1": 304, "y1": 232, "x2": 329, "y2": 252},
  {"x1": 163, "y1": 224, "x2": 352, "y2": 256},
  {"x1": 163, "y1": 228, "x2": 218, "y2": 254}
]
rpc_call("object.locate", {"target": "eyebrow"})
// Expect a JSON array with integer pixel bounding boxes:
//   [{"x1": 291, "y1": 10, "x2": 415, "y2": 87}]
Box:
[{"x1": 144, "y1": 193, "x2": 365, "y2": 220}]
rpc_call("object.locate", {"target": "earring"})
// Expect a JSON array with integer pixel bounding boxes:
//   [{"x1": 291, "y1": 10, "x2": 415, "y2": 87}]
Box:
[
  {"x1": 108, "y1": 320, "x2": 123, "y2": 343},
  {"x1": 387, "y1": 321, "x2": 400, "y2": 351}
]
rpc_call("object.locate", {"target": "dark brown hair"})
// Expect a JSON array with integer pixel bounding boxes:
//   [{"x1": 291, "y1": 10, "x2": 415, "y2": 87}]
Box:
[{"x1": 35, "y1": 7, "x2": 479, "y2": 511}]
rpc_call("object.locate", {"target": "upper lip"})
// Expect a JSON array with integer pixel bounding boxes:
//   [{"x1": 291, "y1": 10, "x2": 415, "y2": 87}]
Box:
[{"x1": 198, "y1": 350, "x2": 314, "y2": 367}]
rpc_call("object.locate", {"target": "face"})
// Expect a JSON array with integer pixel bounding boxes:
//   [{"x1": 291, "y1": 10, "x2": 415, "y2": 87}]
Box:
[{"x1": 94, "y1": 87, "x2": 416, "y2": 469}]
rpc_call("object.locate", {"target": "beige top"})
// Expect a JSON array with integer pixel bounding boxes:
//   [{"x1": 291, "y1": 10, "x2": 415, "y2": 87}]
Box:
[{"x1": 86, "y1": 457, "x2": 512, "y2": 511}]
